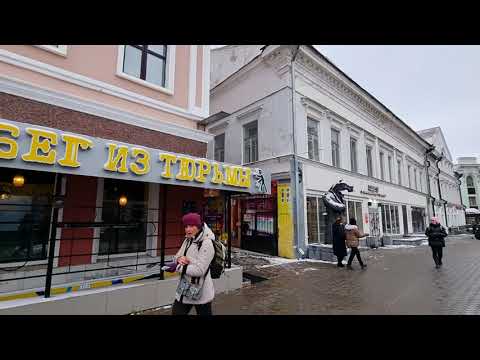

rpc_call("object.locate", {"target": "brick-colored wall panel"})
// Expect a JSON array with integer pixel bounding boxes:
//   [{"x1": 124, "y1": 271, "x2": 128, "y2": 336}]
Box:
[{"x1": 0, "y1": 93, "x2": 207, "y2": 157}]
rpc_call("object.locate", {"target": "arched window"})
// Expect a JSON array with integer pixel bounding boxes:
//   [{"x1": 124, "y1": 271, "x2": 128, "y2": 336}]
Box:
[{"x1": 467, "y1": 176, "x2": 474, "y2": 188}]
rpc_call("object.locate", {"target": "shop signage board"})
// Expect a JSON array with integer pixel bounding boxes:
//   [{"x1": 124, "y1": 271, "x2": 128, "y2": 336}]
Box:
[{"x1": 0, "y1": 118, "x2": 271, "y2": 195}]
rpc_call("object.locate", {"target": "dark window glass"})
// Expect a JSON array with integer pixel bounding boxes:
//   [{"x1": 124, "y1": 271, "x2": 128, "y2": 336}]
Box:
[
  {"x1": 307, "y1": 118, "x2": 320, "y2": 161},
  {"x1": 99, "y1": 178, "x2": 148, "y2": 255},
  {"x1": 214, "y1": 133, "x2": 225, "y2": 162},
  {"x1": 331, "y1": 129, "x2": 340, "y2": 168},
  {"x1": 307, "y1": 197, "x2": 319, "y2": 244},
  {"x1": 350, "y1": 138, "x2": 358, "y2": 173},
  {"x1": 0, "y1": 169, "x2": 55, "y2": 263},
  {"x1": 243, "y1": 121, "x2": 258, "y2": 163},
  {"x1": 366, "y1": 146, "x2": 373, "y2": 177}
]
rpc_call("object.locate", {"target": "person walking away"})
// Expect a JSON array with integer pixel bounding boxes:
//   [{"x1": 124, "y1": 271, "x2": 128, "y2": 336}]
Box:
[
  {"x1": 171, "y1": 212, "x2": 215, "y2": 315},
  {"x1": 345, "y1": 218, "x2": 369, "y2": 270},
  {"x1": 425, "y1": 217, "x2": 447, "y2": 269},
  {"x1": 332, "y1": 216, "x2": 347, "y2": 267}
]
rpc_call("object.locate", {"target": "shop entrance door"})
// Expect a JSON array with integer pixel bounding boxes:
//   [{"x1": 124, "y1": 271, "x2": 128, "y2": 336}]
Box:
[{"x1": 240, "y1": 195, "x2": 277, "y2": 256}]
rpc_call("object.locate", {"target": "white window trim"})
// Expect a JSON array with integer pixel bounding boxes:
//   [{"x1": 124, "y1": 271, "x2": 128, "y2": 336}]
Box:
[
  {"x1": 35, "y1": 45, "x2": 68, "y2": 57},
  {"x1": 116, "y1": 45, "x2": 175, "y2": 96},
  {"x1": 242, "y1": 120, "x2": 258, "y2": 165}
]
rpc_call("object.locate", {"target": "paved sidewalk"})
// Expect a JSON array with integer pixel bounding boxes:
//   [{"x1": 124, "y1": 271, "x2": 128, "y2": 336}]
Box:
[{"x1": 141, "y1": 234, "x2": 480, "y2": 315}]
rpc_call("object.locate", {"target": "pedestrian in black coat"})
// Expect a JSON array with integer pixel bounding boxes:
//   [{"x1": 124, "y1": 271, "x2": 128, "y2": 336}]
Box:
[
  {"x1": 425, "y1": 217, "x2": 448, "y2": 269},
  {"x1": 332, "y1": 216, "x2": 347, "y2": 267}
]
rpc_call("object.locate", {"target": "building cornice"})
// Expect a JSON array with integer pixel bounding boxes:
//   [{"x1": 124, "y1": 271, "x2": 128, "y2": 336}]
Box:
[
  {"x1": 0, "y1": 74, "x2": 213, "y2": 143},
  {"x1": 293, "y1": 49, "x2": 430, "y2": 158}
]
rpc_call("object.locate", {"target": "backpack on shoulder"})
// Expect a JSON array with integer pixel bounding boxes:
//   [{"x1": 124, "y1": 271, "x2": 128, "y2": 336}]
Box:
[{"x1": 197, "y1": 230, "x2": 226, "y2": 279}]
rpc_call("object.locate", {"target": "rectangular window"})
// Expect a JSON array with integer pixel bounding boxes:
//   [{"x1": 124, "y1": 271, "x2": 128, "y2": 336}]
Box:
[
  {"x1": 366, "y1": 146, "x2": 373, "y2": 177},
  {"x1": 243, "y1": 121, "x2": 258, "y2": 163},
  {"x1": 122, "y1": 45, "x2": 168, "y2": 87},
  {"x1": 468, "y1": 188, "x2": 477, "y2": 195},
  {"x1": 388, "y1": 156, "x2": 393, "y2": 182},
  {"x1": 408, "y1": 165, "x2": 412, "y2": 188},
  {"x1": 331, "y1": 129, "x2": 340, "y2": 168},
  {"x1": 380, "y1": 152, "x2": 385, "y2": 180},
  {"x1": 470, "y1": 197, "x2": 477, "y2": 207},
  {"x1": 99, "y1": 178, "x2": 148, "y2": 255},
  {"x1": 397, "y1": 160, "x2": 402, "y2": 186},
  {"x1": 350, "y1": 138, "x2": 358, "y2": 173},
  {"x1": 214, "y1": 133, "x2": 225, "y2": 162},
  {"x1": 419, "y1": 171, "x2": 423, "y2": 192},
  {"x1": 346, "y1": 200, "x2": 364, "y2": 233},
  {"x1": 0, "y1": 169, "x2": 55, "y2": 263},
  {"x1": 414, "y1": 168, "x2": 418, "y2": 190},
  {"x1": 380, "y1": 204, "x2": 401, "y2": 234},
  {"x1": 307, "y1": 118, "x2": 320, "y2": 161}
]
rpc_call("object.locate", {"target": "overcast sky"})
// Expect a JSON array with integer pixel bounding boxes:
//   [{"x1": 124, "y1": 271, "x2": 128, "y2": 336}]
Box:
[
  {"x1": 211, "y1": 45, "x2": 479, "y2": 160},
  {"x1": 315, "y1": 45, "x2": 480, "y2": 161}
]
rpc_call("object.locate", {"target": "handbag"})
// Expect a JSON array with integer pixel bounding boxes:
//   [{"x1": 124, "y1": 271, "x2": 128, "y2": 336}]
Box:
[{"x1": 176, "y1": 238, "x2": 204, "y2": 302}]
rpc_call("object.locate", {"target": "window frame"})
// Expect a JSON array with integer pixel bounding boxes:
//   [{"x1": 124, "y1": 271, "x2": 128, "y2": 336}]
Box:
[
  {"x1": 116, "y1": 45, "x2": 176, "y2": 95},
  {"x1": 243, "y1": 120, "x2": 258, "y2": 164},
  {"x1": 214, "y1": 133, "x2": 225, "y2": 162},
  {"x1": 366, "y1": 145, "x2": 373, "y2": 177},
  {"x1": 388, "y1": 155, "x2": 393, "y2": 183},
  {"x1": 331, "y1": 128, "x2": 340, "y2": 168},
  {"x1": 397, "y1": 159, "x2": 402, "y2": 186},
  {"x1": 350, "y1": 137, "x2": 358, "y2": 173},
  {"x1": 307, "y1": 118, "x2": 320, "y2": 161},
  {"x1": 379, "y1": 152, "x2": 385, "y2": 180},
  {"x1": 35, "y1": 45, "x2": 68, "y2": 57}
]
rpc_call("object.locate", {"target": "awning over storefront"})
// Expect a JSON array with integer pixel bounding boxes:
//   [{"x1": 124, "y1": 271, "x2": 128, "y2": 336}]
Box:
[{"x1": 0, "y1": 118, "x2": 271, "y2": 195}]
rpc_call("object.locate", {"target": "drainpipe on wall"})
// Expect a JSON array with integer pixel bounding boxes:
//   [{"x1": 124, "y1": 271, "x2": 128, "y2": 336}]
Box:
[
  {"x1": 290, "y1": 45, "x2": 303, "y2": 259},
  {"x1": 435, "y1": 153, "x2": 448, "y2": 228},
  {"x1": 425, "y1": 146, "x2": 435, "y2": 219},
  {"x1": 454, "y1": 171, "x2": 466, "y2": 224}
]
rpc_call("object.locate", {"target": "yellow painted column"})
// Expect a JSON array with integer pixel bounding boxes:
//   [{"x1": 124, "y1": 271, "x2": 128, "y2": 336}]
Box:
[{"x1": 277, "y1": 183, "x2": 295, "y2": 259}]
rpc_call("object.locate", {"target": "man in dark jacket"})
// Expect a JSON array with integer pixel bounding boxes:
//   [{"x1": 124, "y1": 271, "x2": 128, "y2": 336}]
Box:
[
  {"x1": 332, "y1": 216, "x2": 347, "y2": 267},
  {"x1": 425, "y1": 217, "x2": 447, "y2": 269}
]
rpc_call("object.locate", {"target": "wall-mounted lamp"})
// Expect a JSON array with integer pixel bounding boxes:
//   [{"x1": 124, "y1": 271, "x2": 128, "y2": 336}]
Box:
[
  {"x1": 119, "y1": 195, "x2": 128, "y2": 207},
  {"x1": 13, "y1": 174, "x2": 25, "y2": 188}
]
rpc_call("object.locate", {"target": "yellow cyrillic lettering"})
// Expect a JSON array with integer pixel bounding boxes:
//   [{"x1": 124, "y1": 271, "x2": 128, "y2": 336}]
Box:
[
  {"x1": 176, "y1": 156, "x2": 196, "y2": 181},
  {"x1": 159, "y1": 153, "x2": 177, "y2": 179},
  {"x1": 104, "y1": 143, "x2": 129, "y2": 173},
  {"x1": 238, "y1": 167, "x2": 252, "y2": 188},
  {"x1": 0, "y1": 122, "x2": 20, "y2": 160},
  {"x1": 194, "y1": 159, "x2": 211, "y2": 183},
  {"x1": 211, "y1": 163, "x2": 224, "y2": 184},
  {"x1": 223, "y1": 165, "x2": 241, "y2": 186},
  {"x1": 58, "y1": 134, "x2": 93, "y2": 168},
  {"x1": 130, "y1": 148, "x2": 151, "y2": 175},
  {"x1": 22, "y1": 128, "x2": 57, "y2": 165}
]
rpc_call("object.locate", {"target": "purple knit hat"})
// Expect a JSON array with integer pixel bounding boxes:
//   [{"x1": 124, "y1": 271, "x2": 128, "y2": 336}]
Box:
[{"x1": 182, "y1": 212, "x2": 202, "y2": 228}]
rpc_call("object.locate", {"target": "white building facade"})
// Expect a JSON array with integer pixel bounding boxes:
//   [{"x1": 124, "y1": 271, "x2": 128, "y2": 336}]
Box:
[
  {"x1": 418, "y1": 127, "x2": 465, "y2": 229},
  {"x1": 207, "y1": 45, "x2": 448, "y2": 258}
]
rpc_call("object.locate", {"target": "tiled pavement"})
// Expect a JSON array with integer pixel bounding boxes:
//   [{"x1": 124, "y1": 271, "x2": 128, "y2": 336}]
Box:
[{"x1": 140, "y1": 234, "x2": 480, "y2": 315}]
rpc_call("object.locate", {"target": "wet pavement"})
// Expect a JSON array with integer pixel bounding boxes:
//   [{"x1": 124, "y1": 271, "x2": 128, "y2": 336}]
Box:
[{"x1": 141, "y1": 234, "x2": 480, "y2": 315}]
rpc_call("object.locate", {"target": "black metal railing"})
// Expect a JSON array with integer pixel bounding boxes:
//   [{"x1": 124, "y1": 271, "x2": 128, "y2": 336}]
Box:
[{"x1": 0, "y1": 202, "x2": 232, "y2": 298}]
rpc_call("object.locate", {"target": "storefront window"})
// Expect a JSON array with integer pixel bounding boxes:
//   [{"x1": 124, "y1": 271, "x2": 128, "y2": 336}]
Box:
[
  {"x1": 411, "y1": 207, "x2": 426, "y2": 233},
  {"x1": 99, "y1": 178, "x2": 148, "y2": 255},
  {"x1": 380, "y1": 203, "x2": 400, "y2": 234},
  {"x1": 346, "y1": 200, "x2": 363, "y2": 233},
  {"x1": 0, "y1": 169, "x2": 55, "y2": 263},
  {"x1": 307, "y1": 197, "x2": 319, "y2": 243}
]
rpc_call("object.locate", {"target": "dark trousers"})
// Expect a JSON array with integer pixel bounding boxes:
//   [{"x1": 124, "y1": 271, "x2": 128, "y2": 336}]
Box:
[
  {"x1": 431, "y1": 246, "x2": 443, "y2": 265},
  {"x1": 171, "y1": 300, "x2": 212, "y2": 316},
  {"x1": 347, "y1": 247, "x2": 364, "y2": 266},
  {"x1": 336, "y1": 256, "x2": 345, "y2": 265}
]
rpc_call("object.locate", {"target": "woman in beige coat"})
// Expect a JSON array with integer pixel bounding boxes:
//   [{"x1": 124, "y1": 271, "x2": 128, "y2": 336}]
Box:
[
  {"x1": 171, "y1": 212, "x2": 215, "y2": 316},
  {"x1": 345, "y1": 217, "x2": 368, "y2": 270}
]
